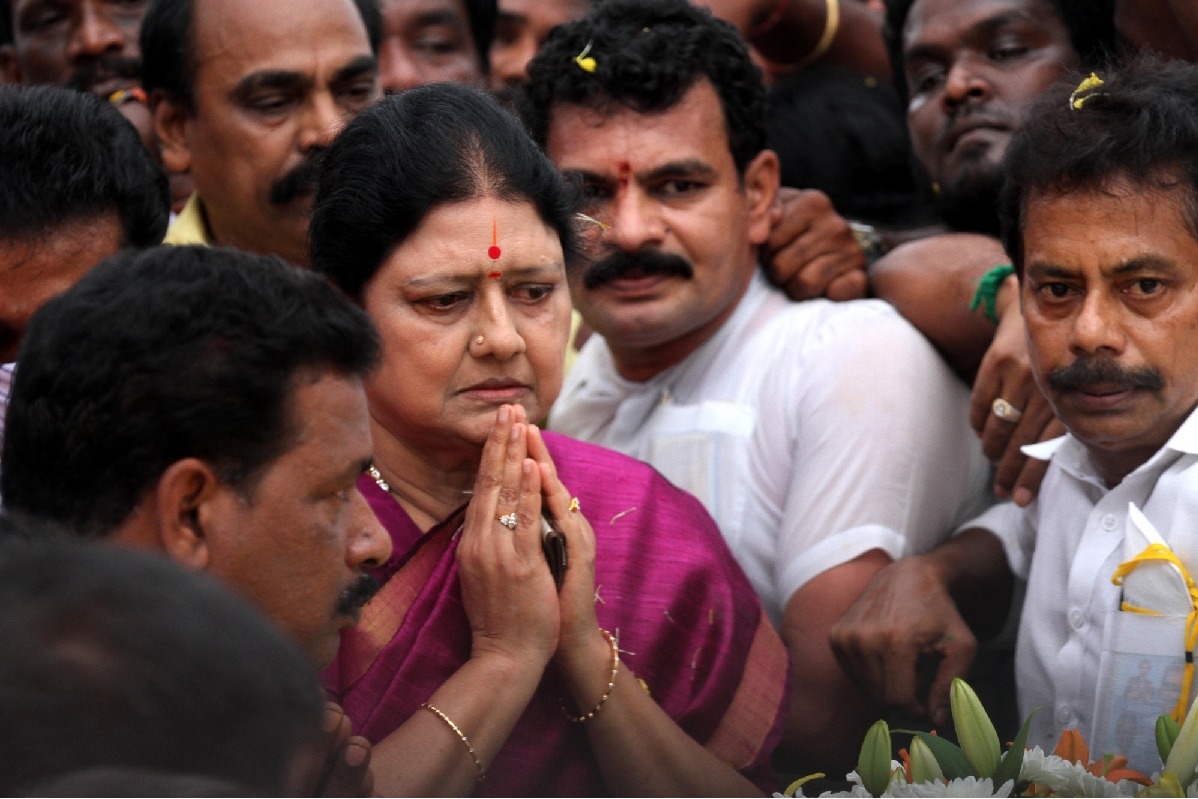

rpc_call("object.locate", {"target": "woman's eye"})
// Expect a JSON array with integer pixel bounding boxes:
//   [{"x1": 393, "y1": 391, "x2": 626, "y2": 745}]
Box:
[
  {"x1": 420, "y1": 292, "x2": 469, "y2": 311},
  {"x1": 513, "y1": 284, "x2": 555, "y2": 303}
]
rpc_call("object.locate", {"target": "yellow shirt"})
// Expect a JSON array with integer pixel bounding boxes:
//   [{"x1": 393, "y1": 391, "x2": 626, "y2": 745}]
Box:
[{"x1": 163, "y1": 194, "x2": 212, "y2": 246}]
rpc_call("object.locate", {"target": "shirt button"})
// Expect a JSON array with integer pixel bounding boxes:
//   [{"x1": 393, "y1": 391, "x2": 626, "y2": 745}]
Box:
[
  {"x1": 1102, "y1": 513, "x2": 1118, "y2": 531},
  {"x1": 1069, "y1": 609, "x2": 1086, "y2": 630},
  {"x1": 1057, "y1": 705, "x2": 1073, "y2": 725}
]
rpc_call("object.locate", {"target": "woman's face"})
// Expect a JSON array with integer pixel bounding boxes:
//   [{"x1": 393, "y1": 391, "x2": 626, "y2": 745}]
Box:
[{"x1": 362, "y1": 196, "x2": 572, "y2": 455}]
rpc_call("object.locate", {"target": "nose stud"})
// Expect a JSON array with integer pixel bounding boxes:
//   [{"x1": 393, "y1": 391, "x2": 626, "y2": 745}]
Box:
[{"x1": 474, "y1": 336, "x2": 484, "y2": 346}]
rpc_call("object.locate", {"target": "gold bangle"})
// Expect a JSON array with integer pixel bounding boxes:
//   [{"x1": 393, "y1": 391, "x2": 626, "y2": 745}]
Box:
[
  {"x1": 770, "y1": 0, "x2": 840, "y2": 73},
  {"x1": 563, "y1": 628, "x2": 620, "y2": 723},
  {"x1": 420, "y1": 703, "x2": 485, "y2": 783}
]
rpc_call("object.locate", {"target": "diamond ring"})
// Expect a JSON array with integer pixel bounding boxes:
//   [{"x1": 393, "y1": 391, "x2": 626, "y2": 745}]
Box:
[
  {"x1": 991, "y1": 398, "x2": 1023, "y2": 424},
  {"x1": 497, "y1": 513, "x2": 518, "y2": 530}
]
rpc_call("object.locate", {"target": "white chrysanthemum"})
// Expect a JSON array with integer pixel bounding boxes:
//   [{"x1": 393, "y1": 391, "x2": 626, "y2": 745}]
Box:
[
  {"x1": 1019, "y1": 747, "x2": 1140, "y2": 797},
  {"x1": 888, "y1": 776, "x2": 1012, "y2": 797}
]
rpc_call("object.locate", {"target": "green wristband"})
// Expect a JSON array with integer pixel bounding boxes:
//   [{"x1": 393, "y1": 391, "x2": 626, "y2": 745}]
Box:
[{"x1": 968, "y1": 264, "x2": 1015, "y2": 325}]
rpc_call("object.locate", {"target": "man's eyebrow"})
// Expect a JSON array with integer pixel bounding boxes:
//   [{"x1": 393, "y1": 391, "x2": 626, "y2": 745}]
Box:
[
  {"x1": 231, "y1": 70, "x2": 311, "y2": 100},
  {"x1": 1026, "y1": 255, "x2": 1181, "y2": 278},
  {"x1": 496, "y1": 9, "x2": 527, "y2": 25},
  {"x1": 413, "y1": 9, "x2": 468, "y2": 30},
  {"x1": 562, "y1": 161, "x2": 717, "y2": 184},
  {"x1": 1024, "y1": 262, "x2": 1076, "y2": 279},
  {"x1": 1110, "y1": 255, "x2": 1181, "y2": 276},
  {"x1": 904, "y1": 11, "x2": 1038, "y2": 65},
  {"x1": 331, "y1": 54, "x2": 379, "y2": 84},
  {"x1": 641, "y1": 159, "x2": 718, "y2": 183}
]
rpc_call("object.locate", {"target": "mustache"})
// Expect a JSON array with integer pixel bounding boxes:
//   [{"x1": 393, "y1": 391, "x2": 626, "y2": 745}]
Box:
[
  {"x1": 66, "y1": 55, "x2": 142, "y2": 94},
  {"x1": 335, "y1": 573, "x2": 382, "y2": 617},
  {"x1": 582, "y1": 248, "x2": 694, "y2": 290},
  {"x1": 1047, "y1": 357, "x2": 1165, "y2": 393},
  {"x1": 269, "y1": 151, "x2": 325, "y2": 206}
]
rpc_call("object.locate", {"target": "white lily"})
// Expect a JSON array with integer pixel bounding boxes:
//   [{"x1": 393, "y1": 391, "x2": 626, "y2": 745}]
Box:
[{"x1": 1165, "y1": 693, "x2": 1198, "y2": 784}]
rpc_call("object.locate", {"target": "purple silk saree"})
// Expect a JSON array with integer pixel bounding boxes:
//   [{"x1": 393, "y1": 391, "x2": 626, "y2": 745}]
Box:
[{"x1": 324, "y1": 432, "x2": 787, "y2": 796}]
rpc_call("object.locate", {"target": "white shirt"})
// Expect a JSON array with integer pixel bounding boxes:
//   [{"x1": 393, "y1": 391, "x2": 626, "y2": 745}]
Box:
[
  {"x1": 551, "y1": 273, "x2": 992, "y2": 623},
  {"x1": 976, "y1": 407, "x2": 1198, "y2": 755}
]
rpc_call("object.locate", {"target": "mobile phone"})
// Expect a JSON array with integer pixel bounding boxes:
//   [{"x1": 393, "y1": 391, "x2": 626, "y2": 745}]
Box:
[{"x1": 541, "y1": 510, "x2": 568, "y2": 591}]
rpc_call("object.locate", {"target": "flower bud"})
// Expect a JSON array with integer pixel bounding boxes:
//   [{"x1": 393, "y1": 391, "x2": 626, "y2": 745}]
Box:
[
  {"x1": 858, "y1": 719, "x2": 893, "y2": 797},
  {"x1": 910, "y1": 735, "x2": 946, "y2": 784},
  {"x1": 950, "y1": 677, "x2": 1000, "y2": 778}
]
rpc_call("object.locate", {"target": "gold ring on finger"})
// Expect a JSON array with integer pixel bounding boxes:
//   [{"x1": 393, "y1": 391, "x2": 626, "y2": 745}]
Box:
[{"x1": 991, "y1": 397, "x2": 1023, "y2": 424}]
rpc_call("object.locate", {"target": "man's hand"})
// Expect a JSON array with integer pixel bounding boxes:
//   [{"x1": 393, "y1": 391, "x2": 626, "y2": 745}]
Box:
[
  {"x1": 762, "y1": 187, "x2": 868, "y2": 301},
  {"x1": 829, "y1": 555, "x2": 976, "y2": 727},
  {"x1": 968, "y1": 280, "x2": 1064, "y2": 506}
]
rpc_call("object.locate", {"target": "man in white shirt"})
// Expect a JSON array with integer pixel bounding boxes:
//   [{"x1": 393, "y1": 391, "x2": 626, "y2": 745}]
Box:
[
  {"x1": 521, "y1": 0, "x2": 992, "y2": 773},
  {"x1": 832, "y1": 57, "x2": 1198, "y2": 767}
]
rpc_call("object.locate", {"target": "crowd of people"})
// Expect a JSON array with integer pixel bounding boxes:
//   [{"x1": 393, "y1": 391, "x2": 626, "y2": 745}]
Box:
[{"x1": 3, "y1": 0, "x2": 1198, "y2": 794}]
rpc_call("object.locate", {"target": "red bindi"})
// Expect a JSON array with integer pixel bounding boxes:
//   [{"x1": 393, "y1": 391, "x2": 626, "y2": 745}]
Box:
[
  {"x1": 487, "y1": 271, "x2": 502, "y2": 279},
  {"x1": 488, "y1": 218, "x2": 501, "y2": 260}
]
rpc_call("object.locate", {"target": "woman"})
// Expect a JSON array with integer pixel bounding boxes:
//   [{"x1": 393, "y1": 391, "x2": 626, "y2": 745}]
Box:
[{"x1": 311, "y1": 84, "x2": 786, "y2": 796}]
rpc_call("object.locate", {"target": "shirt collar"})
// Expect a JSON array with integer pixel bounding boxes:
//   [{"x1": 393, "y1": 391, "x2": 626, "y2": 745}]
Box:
[{"x1": 1020, "y1": 403, "x2": 1198, "y2": 481}]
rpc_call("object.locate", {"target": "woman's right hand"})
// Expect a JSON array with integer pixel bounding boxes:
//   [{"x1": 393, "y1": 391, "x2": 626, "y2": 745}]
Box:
[{"x1": 457, "y1": 404, "x2": 560, "y2": 671}]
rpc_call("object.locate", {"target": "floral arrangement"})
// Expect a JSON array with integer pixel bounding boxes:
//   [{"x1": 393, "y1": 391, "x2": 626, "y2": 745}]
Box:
[{"x1": 780, "y1": 678, "x2": 1198, "y2": 798}]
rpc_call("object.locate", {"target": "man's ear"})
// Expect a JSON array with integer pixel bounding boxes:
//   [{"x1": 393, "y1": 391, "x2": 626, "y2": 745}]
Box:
[
  {"x1": 743, "y1": 149, "x2": 782, "y2": 247},
  {"x1": 151, "y1": 90, "x2": 193, "y2": 175},
  {"x1": 0, "y1": 44, "x2": 20, "y2": 84},
  {"x1": 152, "y1": 458, "x2": 225, "y2": 571}
]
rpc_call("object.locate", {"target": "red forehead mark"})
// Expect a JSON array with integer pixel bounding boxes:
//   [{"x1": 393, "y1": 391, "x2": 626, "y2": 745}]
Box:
[
  {"x1": 487, "y1": 271, "x2": 502, "y2": 279},
  {"x1": 617, "y1": 161, "x2": 631, "y2": 188},
  {"x1": 487, "y1": 217, "x2": 502, "y2": 260}
]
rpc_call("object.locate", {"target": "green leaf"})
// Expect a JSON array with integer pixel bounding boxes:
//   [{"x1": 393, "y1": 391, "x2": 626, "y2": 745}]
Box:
[
  {"x1": 896, "y1": 730, "x2": 973, "y2": 780},
  {"x1": 1158, "y1": 714, "x2": 1181, "y2": 764},
  {"x1": 992, "y1": 708, "x2": 1036, "y2": 789}
]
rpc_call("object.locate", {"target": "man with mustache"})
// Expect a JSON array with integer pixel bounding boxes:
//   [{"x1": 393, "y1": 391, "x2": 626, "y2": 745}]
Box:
[
  {"x1": 0, "y1": 0, "x2": 143, "y2": 94},
  {"x1": 525, "y1": 0, "x2": 992, "y2": 774},
  {"x1": 146, "y1": 0, "x2": 381, "y2": 267},
  {"x1": 833, "y1": 57, "x2": 1198, "y2": 766},
  {"x1": 858, "y1": 0, "x2": 1115, "y2": 508},
  {"x1": 0, "y1": 244, "x2": 394, "y2": 792}
]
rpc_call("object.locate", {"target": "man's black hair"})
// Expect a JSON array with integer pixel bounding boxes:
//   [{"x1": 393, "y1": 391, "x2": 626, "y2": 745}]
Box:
[
  {"x1": 463, "y1": 0, "x2": 497, "y2": 75},
  {"x1": 1000, "y1": 56, "x2": 1198, "y2": 276},
  {"x1": 311, "y1": 82, "x2": 578, "y2": 301},
  {"x1": 520, "y1": 0, "x2": 768, "y2": 176},
  {"x1": 140, "y1": 0, "x2": 382, "y2": 114},
  {"x1": 0, "y1": 531, "x2": 323, "y2": 795},
  {"x1": 1, "y1": 245, "x2": 380, "y2": 537},
  {"x1": 882, "y1": 0, "x2": 1117, "y2": 100},
  {"x1": 0, "y1": 84, "x2": 168, "y2": 245},
  {"x1": 768, "y1": 65, "x2": 938, "y2": 229},
  {"x1": 0, "y1": 0, "x2": 12, "y2": 46}
]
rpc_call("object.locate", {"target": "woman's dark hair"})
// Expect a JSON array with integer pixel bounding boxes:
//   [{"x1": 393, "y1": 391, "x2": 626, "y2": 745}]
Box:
[{"x1": 311, "y1": 82, "x2": 579, "y2": 301}]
